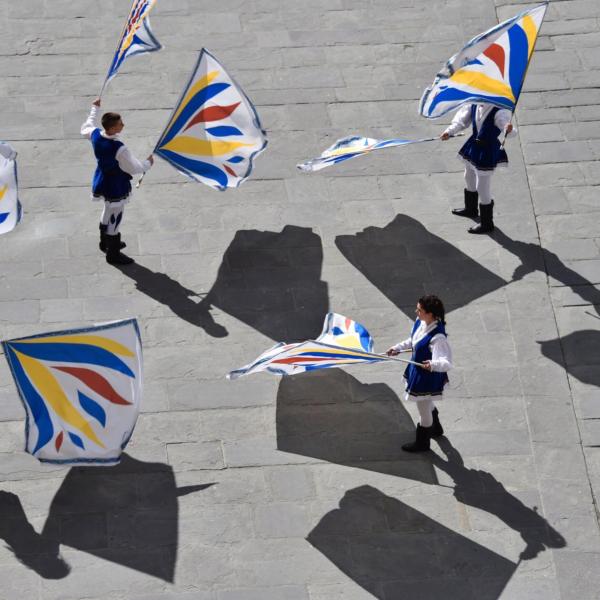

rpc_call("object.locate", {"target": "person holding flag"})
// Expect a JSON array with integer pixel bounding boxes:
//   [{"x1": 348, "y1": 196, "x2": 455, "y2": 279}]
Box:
[
  {"x1": 441, "y1": 104, "x2": 515, "y2": 234},
  {"x1": 387, "y1": 295, "x2": 453, "y2": 453},
  {"x1": 81, "y1": 98, "x2": 153, "y2": 265},
  {"x1": 420, "y1": 3, "x2": 549, "y2": 233}
]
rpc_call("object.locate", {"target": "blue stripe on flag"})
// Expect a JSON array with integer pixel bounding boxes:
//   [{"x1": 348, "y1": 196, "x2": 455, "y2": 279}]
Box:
[
  {"x1": 206, "y1": 126, "x2": 244, "y2": 137},
  {"x1": 9, "y1": 342, "x2": 135, "y2": 377},
  {"x1": 5, "y1": 346, "x2": 54, "y2": 454},
  {"x1": 156, "y1": 148, "x2": 229, "y2": 189},
  {"x1": 507, "y1": 24, "x2": 529, "y2": 100}
]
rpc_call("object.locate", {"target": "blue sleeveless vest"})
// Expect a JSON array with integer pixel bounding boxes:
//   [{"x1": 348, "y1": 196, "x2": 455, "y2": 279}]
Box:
[
  {"x1": 403, "y1": 319, "x2": 449, "y2": 397},
  {"x1": 90, "y1": 128, "x2": 132, "y2": 200},
  {"x1": 458, "y1": 105, "x2": 508, "y2": 171}
]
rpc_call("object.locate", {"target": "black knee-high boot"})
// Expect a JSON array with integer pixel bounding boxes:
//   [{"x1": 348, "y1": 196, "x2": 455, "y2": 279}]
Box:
[
  {"x1": 452, "y1": 189, "x2": 479, "y2": 218},
  {"x1": 468, "y1": 200, "x2": 494, "y2": 234},
  {"x1": 105, "y1": 234, "x2": 133, "y2": 265},
  {"x1": 99, "y1": 224, "x2": 126, "y2": 252},
  {"x1": 402, "y1": 424, "x2": 432, "y2": 453},
  {"x1": 431, "y1": 408, "x2": 444, "y2": 438}
]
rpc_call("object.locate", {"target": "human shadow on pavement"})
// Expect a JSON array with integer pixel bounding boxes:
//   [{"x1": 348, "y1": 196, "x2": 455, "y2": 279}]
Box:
[
  {"x1": 492, "y1": 228, "x2": 600, "y2": 313},
  {"x1": 0, "y1": 454, "x2": 213, "y2": 581},
  {"x1": 307, "y1": 485, "x2": 518, "y2": 600},
  {"x1": 335, "y1": 214, "x2": 506, "y2": 318},
  {"x1": 276, "y1": 369, "x2": 437, "y2": 484},
  {"x1": 115, "y1": 263, "x2": 228, "y2": 337},
  {"x1": 431, "y1": 437, "x2": 566, "y2": 561},
  {"x1": 493, "y1": 228, "x2": 600, "y2": 385},
  {"x1": 197, "y1": 225, "x2": 328, "y2": 341}
]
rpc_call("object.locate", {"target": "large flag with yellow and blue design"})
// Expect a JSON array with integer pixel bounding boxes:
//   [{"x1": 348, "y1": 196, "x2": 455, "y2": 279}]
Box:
[
  {"x1": 0, "y1": 146, "x2": 22, "y2": 235},
  {"x1": 2, "y1": 320, "x2": 143, "y2": 465},
  {"x1": 102, "y1": 0, "x2": 162, "y2": 93},
  {"x1": 420, "y1": 2, "x2": 548, "y2": 119},
  {"x1": 154, "y1": 49, "x2": 267, "y2": 190},
  {"x1": 228, "y1": 313, "x2": 399, "y2": 380}
]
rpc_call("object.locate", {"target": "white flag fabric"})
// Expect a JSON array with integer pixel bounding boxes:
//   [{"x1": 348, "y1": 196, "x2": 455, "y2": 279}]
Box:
[
  {"x1": 0, "y1": 145, "x2": 22, "y2": 235},
  {"x1": 2, "y1": 319, "x2": 143, "y2": 466},
  {"x1": 420, "y1": 3, "x2": 548, "y2": 118},
  {"x1": 297, "y1": 135, "x2": 437, "y2": 172}
]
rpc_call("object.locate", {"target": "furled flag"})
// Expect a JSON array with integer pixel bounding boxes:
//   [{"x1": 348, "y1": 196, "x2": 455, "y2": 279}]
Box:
[
  {"x1": 228, "y1": 313, "x2": 412, "y2": 380},
  {"x1": 420, "y1": 2, "x2": 548, "y2": 119},
  {"x1": 298, "y1": 135, "x2": 439, "y2": 172},
  {"x1": 2, "y1": 319, "x2": 143, "y2": 466},
  {"x1": 153, "y1": 48, "x2": 267, "y2": 191},
  {"x1": 101, "y1": 0, "x2": 162, "y2": 93},
  {"x1": 0, "y1": 143, "x2": 22, "y2": 235}
]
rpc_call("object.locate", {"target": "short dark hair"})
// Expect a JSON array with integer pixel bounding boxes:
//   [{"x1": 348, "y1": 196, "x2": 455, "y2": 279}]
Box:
[
  {"x1": 418, "y1": 294, "x2": 446, "y2": 325},
  {"x1": 101, "y1": 112, "x2": 122, "y2": 131}
]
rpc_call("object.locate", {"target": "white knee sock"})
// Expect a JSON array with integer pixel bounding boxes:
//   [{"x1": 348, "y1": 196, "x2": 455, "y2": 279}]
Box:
[{"x1": 417, "y1": 399, "x2": 434, "y2": 427}]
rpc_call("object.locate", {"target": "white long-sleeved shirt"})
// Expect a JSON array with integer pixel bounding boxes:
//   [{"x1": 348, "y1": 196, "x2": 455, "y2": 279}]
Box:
[
  {"x1": 392, "y1": 320, "x2": 453, "y2": 373},
  {"x1": 443, "y1": 103, "x2": 517, "y2": 139},
  {"x1": 0, "y1": 141, "x2": 17, "y2": 161},
  {"x1": 80, "y1": 105, "x2": 151, "y2": 175}
]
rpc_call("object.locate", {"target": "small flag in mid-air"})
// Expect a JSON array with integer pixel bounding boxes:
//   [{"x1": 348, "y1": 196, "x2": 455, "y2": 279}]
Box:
[
  {"x1": 228, "y1": 313, "x2": 404, "y2": 380},
  {"x1": 154, "y1": 48, "x2": 267, "y2": 191},
  {"x1": 102, "y1": 0, "x2": 162, "y2": 92},
  {"x1": 420, "y1": 2, "x2": 548, "y2": 118},
  {"x1": 297, "y1": 135, "x2": 439, "y2": 172},
  {"x1": 2, "y1": 319, "x2": 143, "y2": 465},
  {"x1": 0, "y1": 144, "x2": 22, "y2": 235}
]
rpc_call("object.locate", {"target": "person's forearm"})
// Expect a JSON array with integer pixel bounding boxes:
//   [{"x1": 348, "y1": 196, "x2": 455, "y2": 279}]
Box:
[{"x1": 81, "y1": 105, "x2": 99, "y2": 137}]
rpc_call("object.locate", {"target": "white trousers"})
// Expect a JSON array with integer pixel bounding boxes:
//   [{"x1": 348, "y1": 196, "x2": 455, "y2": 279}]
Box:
[
  {"x1": 417, "y1": 399, "x2": 435, "y2": 427},
  {"x1": 464, "y1": 164, "x2": 493, "y2": 205},
  {"x1": 100, "y1": 199, "x2": 126, "y2": 235}
]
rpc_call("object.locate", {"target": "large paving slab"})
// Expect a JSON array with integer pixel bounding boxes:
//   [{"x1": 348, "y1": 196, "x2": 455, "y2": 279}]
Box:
[{"x1": 0, "y1": 0, "x2": 599, "y2": 598}]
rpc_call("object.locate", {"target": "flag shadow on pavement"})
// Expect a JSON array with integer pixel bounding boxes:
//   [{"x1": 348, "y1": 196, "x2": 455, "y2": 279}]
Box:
[
  {"x1": 276, "y1": 368, "x2": 438, "y2": 483},
  {"x1": 0, "y1": 454, "x2": 212, "y2": 581},
  {"x1": 307, "y1": 485, "x2": 518, "y2": 600},
  {"x1": 335, "y1": 214, "x2": 507, "y2": 318},
  {"x1": 197, "y1": 225, "x2": 329, "y2": 341}
]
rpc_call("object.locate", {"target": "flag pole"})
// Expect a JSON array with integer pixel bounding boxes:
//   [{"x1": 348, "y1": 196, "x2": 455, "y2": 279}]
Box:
[
  {"x1": 376, "y1": 353, "x2": 427, "y2": 368},
  {"x1": 500, "y1": 2, "x2": 549, "y2": 149}
]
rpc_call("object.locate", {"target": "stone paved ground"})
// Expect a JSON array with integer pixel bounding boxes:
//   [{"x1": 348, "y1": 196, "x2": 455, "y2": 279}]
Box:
[{"x1": 1, "y1": 0, "x2": 599, "y2": 598}]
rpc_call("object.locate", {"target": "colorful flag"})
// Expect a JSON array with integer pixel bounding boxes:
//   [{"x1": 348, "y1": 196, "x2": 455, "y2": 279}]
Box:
[
  {"x1": 154, "y1": 48, "x2": 267, "y2": 191},
  {"x1": 0, "y1": 149, "x2": 22, "y2": 235},
  {"x1": 2, "y1": 320, "x2": 143, "y2": 465},
  {"x1": 228, "y1": 313, "x2": 402, "y2": 380},
  {"x1": 102, "y1": 0, "x2": 162, "y2": 92},
  {"x1": 297, "y1": 135, "x2": 438, "y2": 172},
  {"x1": 420, "y1": 2, "x2": 548, "y2": 119}
]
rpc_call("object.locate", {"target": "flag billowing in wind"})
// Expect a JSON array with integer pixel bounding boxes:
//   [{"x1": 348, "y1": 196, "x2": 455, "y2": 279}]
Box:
[
  {"x1": 228, "y1": 313, "x2": 400, "y2": 380},
  {"x1": 420, "y1": 2, "x2": 548, "y2": 119},
  {"x1": 154, "y1": 48, "x2": 267, "y2": 191},
  {"x1": 2, "y1": 320, "x2": 143, "y2": 465},
  {"x1": 102, "y1": 0, "x2": 162, "y2": 91},
  {"x1": 297, "y1": 135, "x2": 438, "y2": 172},
  {"x1": 0, "y1": 145, "x2": 22, "y2": 235}
]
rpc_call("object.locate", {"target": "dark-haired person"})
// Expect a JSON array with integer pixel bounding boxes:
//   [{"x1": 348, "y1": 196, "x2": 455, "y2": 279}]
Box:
[
  {"x1": 387, "y1": 295, "x2": 452, "y2": 452},
  {"x1": 441, "y1": 103, "x2": 516, "y2": 234},
  {"x1": 81, "y1": 97, "x2": 154, "y2": 265}
]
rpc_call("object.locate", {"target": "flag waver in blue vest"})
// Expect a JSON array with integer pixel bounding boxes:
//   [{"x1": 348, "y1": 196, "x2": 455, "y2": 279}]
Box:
[
  {"x1": 422, "y1": 3, "x2": 548, "y2": 234},
  {"x1": 387, "y1": 295, "x2": 452, "y2": 453},
  {"x1": 81, "y1": 98, "x2": 154, "y2": 264}
]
